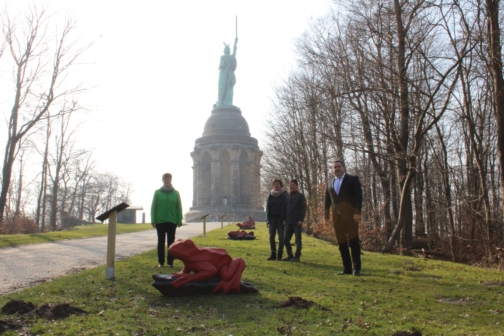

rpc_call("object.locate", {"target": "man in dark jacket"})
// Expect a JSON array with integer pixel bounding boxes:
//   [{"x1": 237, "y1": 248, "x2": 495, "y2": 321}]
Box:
[
  {"x1": 324, "y1": 160, "x2": 363, "y2": 276},
  {"x1": 283, "y1": 179, "x2": 307, "y2": 262}
]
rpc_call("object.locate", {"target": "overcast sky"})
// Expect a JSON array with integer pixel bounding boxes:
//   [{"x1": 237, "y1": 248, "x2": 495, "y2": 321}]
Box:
[{"x1": 2, "y1": 0, "x2": 333, "y2": 221}]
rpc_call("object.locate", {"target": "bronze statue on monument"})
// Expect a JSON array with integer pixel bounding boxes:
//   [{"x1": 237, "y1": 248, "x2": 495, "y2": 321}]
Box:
[{"x1": 215, "y1": 17, "x2": 238, "y2": 108}]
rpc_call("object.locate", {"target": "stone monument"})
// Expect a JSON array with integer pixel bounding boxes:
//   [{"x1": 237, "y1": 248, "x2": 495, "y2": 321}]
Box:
[{"x1": 185, "y1": 24, "x2": 264, "y2": 222}]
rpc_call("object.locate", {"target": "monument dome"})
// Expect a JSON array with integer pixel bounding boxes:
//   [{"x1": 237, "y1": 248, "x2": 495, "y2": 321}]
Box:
[
  {"x1": 196, "y1": 107, "x2": 258, "y2": 148},
  {"x1": 202, "y1": 107, "x2": 250, "y2": 137}
]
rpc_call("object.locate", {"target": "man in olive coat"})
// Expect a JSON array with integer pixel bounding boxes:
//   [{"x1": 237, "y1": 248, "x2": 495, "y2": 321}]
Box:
[{"x1": 324, "y1": 160, "x2": 363, "y2": 276}]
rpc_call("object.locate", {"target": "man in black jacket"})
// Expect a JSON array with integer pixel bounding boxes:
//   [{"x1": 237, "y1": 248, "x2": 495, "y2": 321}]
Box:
[
  {"x1": 283, "y1": 179, "x2": 307, "y2": 262},
  {"x1": 324, "y1": 160, "x2": 363, "y2": 276},
  {"x1": 265, "y1": 179, "x2": 288, "y2": 261}
]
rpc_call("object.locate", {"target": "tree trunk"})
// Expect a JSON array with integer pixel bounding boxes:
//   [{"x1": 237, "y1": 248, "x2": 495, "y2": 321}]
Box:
[
  {"x1": 36, "y1": 121, "x2": 51, "y2": 229},
  {"x1": 486, "y1": 0, "x2": 504, "y2": 243},
  {"x1": 435, "y1": 125, "x2": 457, "y2": 261},
  {"x1": 423, "y1": 153, "x2": 435, "y2": 235},
  {"x1": 413, "y1": 152, "x2": 425, "y2": 236},
  {"x1": 0, "y1": 133, "x2": 18, "y2": 224},
  {"x1": 382, "y1": 158, "x2": 417, "y2": 252},
  {"x1": 14, "y1": 156, "x2": 24, "y2": 219},
  {"x1": 393, "y1": 0, "x2": 414, "y2": 248}
]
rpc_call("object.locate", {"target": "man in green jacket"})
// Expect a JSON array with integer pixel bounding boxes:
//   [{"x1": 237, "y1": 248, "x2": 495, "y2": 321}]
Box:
[{"x1": 151, "y1": 173, "x2": 182, "y2": 268}]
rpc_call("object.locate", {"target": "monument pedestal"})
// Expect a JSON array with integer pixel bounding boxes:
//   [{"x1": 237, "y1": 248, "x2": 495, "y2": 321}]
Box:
[{"x1": 185, "y1": 106, "x2": 264, "y2": 223}]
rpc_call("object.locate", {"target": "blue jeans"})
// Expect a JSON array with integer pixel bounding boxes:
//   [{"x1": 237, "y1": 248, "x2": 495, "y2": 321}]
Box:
[
  {"x1": 284, "y1": 224, "x2": 302, "y2": 258},
  {"x1": 268, "y1": 217, "x2": 285, "y2": 257}
]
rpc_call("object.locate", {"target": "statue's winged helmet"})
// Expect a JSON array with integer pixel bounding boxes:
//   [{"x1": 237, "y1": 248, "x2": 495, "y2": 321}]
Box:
[{"x1": 223, "y1": 42, "x2": 231, "y2": 54}]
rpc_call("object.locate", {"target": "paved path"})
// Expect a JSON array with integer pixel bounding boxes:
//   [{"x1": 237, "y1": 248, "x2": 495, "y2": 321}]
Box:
[{"x1": 0, "y1": 222, "x2": 225, "y2": 296}]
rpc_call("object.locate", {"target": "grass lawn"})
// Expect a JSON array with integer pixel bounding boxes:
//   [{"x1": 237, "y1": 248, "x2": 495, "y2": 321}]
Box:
[
  {"x1": 1, "y1": 223, "x2": 503, "y2": 335},
  {"x1": 0, "y1": 223, "x2": 153, "y2": 248}
]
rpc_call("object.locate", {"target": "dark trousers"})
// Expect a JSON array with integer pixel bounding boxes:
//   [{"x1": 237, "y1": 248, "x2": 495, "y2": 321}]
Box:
[
  {"x1": 333, "y1": 215, "x2": 361, "y2": 272},
  {"x1": 284, "y1": 224, "x2": 302, "y2": 258},
  {"x1": 268, "y1": 216, "x2": 285, "y2": 257},
  {"x1": 156, "y1": 222, "x2": 177, "y2": 266}
]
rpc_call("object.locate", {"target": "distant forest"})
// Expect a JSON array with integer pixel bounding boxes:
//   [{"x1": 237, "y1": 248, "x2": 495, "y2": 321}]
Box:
[{"x1": 262, "y1": 0, "x2": 504, "y2": 266}]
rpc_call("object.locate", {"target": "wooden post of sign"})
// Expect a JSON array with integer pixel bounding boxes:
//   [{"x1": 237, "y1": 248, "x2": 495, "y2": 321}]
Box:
[
  {"x1": 106, "y1": 211, "x2": 117, "y2": 279},
  {"x1": 96, "y1": 202, "x2": 129, "y2": 280},
  {"x1": 199, "y1": 214, "x2": 210, "y2": 237}
]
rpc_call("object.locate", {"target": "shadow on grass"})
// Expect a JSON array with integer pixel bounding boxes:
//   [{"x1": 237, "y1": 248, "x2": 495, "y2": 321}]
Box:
[
  {"x1": 0, "y1": 234, "x2": 60, "y2": 248},
  {"x1": 28, "y1": 234, "x2": 61, "y2": 243},
  {"x1": 0, "y1": 237, "x2": 17, "y2": 247}
]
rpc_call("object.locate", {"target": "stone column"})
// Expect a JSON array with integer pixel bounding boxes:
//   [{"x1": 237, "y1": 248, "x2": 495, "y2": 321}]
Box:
[
  {"x1": 229, "y1": 149, "x2": 241, "y2": 206},
  {"x1": 253, "y1": 149, "x2": 263, "y2": 207},
  {"x1": 191, "y1": 152, "x2": 198, "y2": 207},
  {"x1": 195, "y1": 153, "x2": 206, "y2": 206},
  {"x1": 239, "y1": 148, "x2": 251, "y2": 205},
  {"x1": 210, "y1": 150, "x2": 221, "y2": 207}
]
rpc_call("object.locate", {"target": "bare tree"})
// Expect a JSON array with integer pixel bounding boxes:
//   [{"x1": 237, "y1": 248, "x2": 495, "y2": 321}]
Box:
[
  {"x1": 47, "y1": 104, "x2": 80, "y2": 230},
  {"x1": 34, "y1": 117, "x2": 51, "y2": 230},
  {"x1": 0, "y1": 5, "x2": 90, "y2": 224},
  {"x1": 485, "y1": 0, "x2": 504, "y2": 234}
]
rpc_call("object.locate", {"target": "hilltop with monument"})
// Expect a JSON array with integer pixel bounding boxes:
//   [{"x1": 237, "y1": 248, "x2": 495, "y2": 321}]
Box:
[{"x1": 185, "y1": 29, "x2": 265, "y2": 222}]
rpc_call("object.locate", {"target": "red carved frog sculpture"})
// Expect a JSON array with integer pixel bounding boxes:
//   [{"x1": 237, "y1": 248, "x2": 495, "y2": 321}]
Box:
[
  {"x1": 236, "y1": 216, "x2": 255, "y2": 229},
  {"x1": 168, "y1": 239, "x2": 246, "y2": 294}
]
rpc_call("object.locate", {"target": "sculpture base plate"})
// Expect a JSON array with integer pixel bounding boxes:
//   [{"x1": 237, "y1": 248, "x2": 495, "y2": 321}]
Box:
[
  {"x1": 227, "y1": 236, "x2": 256, "y2": 240},
  {"x1": 152, "y1": 274, "x2": 259, "y2": 297}
]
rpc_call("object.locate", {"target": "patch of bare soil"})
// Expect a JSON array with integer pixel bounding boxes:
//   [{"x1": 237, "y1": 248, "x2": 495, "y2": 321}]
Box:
[
  {"x1": 0, "y1": 299, "x2": 88, "y2": 334},
  {"x1": 388, "y1": 267, "x2": 422, "y2": 275},
  {"x1": 403, "y1": 266, "x2": 421, "y2": 271},
  {"x1": 480, "y1": 281, "x2": 504, "y2": 287},
  {"x1": 436, "y1": 297, "x2": 475, "y2": 305},
  {"x1": 1, "y1": 300, "x2": 35, "y2": 315},
  {"x1": 275, "y1": 296, "x2": 331, "y2": 311},
  {"x1": 0, "y1": 319, "x2": 22, "y2": 334},
  {"x1": 33, "y1": 303, "x2": 87, "y2": 320},
  {"x1": 277, "y1": 325, "x2": 294, "y2": 335},
  {"x1": 392, "y1": 332, "x2": 422, "y2": 336}
]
